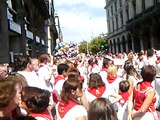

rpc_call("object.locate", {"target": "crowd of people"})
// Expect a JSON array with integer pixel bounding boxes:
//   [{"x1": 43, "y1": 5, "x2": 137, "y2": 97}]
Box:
[{"x1": 0, "y1": 48, "x2": 160, "y2": 120}]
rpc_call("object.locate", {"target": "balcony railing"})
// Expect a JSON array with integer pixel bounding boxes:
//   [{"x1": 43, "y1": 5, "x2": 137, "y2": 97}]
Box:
[
  {"x1": 36, "y1": 36, "x2": 40, "y2": 43},
  {"x1": 41, "y1": 39, "x2": 45, "y2": 45},
  {"x1": 9, "y1": 20, "x2": 21, "y2": 34},
  {"x1": 26, "y1": 30, "x2": 33, "y2": 40}
]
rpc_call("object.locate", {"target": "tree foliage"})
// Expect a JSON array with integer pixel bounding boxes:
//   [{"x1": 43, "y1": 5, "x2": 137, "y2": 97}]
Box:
[
  {"x1": 78, "y1": 41, "x2": 88, "y2": 53},
  {"x1": 78, "y1": 36, "x2": 108, "y2": 54}
]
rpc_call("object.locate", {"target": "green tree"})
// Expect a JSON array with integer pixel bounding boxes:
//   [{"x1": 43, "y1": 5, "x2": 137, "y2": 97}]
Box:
[
  {"x1": 78, "y1": 41, "x2": 87, "y2": 53},
  {"x1": 89, "y1": 36, "x2": 108, "y2": 54}
]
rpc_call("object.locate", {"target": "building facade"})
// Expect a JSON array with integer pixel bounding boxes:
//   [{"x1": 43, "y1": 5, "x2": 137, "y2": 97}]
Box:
[
  {"x1": 105, "y1": 0, "x2": 160, "y2": 54},
  {"x1": 0, "y1": 0, "x2": 58, "y2": 63},
  {"x1": 55, "y1": 15, "x2": 63, "y2": 43}
]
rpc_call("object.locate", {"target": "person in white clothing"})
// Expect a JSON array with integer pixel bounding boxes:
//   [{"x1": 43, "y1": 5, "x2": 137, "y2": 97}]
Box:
[
  {"x1": 19, "y1": 86, "x2": 53, "y2": 120},
  {"x1": 54, "y1": 63, "x2": 69, "y2": 97},
  {"x1": 56, "y1": 78, "x2": 87, "y2": 120},
  {"x1": 146, "y1": 49, "x2": 156, "y2": 67},
  {"x1": 38, "y1": 53, "x2": 54, "y2": 92},
  {"x1": 85, "y1": 73, "x2": 115, "y2": 103},
  {"x1": 99, "y1": 57, "x2": 113, "y2": 85},
  {"x1": 15, "y1": 55, "x2": 43, "y2": 89}
]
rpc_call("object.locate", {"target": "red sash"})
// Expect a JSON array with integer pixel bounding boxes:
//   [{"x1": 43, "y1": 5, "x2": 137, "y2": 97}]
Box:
[
  {"x1": 54, "y1": 75, "x2": 64, "y2": 85},
  {"x1": 88, "y1": 86, "x2": 106, "y2": 97},
  {"x1": 58, "y1": 100, "x2": 77, "y2": 118},
  {"x1": 29, "y1": 110, "x2": 52, "y2": 120}
]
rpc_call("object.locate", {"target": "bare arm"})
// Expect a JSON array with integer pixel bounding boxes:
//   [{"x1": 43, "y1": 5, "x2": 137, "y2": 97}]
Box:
[
  {"x1": 80, "y1": 89, "x2": 89, "y2": 111},
  {"x1": 132, "y1": 90, "x2": 155, "y2": 118},
  {"x1": 128, "y1": 78, "x2": 134, "y2": 95},
  {"x1": 127, "y1": 78, "x2": 134, "y2": 120},
  {"x1": 111, "y1": 93, "x2": 122, "y2": 104},
  {"x1": 128, "y1": 91, "x2": 133, "y2": 120}
]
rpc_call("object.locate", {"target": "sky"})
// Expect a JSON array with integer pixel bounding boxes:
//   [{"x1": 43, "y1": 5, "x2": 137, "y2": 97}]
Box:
[{"x1": 54, "y1": 0, "x2": 108, "y2": 43}]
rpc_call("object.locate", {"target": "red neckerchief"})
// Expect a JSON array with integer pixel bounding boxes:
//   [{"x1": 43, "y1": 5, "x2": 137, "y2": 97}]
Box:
[
  {"x1": 54, "y1": 75, "x2": 64, "y2": 85},
  {"x1": 107, "y1": 76, "x2": 117, "y2": 84},
  {"x1": 39, "y1": 63, "x2": 45, "y2": 68},
  {"x1": 80, "y1": 76, "x2": 84, "y2": 81},
  {"x1": 139, "y1": 81, "x2": 153, "y2": 90},
  {"x1": 58, "y1": 100, "x2": 77, "y2": 118},
  {"x1": 156, "y1": 59, "x2": 160, "y2": 64},
  {"x1": 101, "y1": 67, "x2": 108, "y2": 72},
  {"x1": 119, "y1": 92, "x2": 129, "y2": 105},
  {"x1": 88, "y1": 86, "x2": 106, "y2": 97},
  {"x1": 29, "y1": 110, "x2": 52, "y2": 120}
]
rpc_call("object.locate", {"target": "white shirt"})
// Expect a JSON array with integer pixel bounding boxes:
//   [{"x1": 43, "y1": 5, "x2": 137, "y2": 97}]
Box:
[
  {"x1": 54, "y1": 79, "x2": 65, "y2": 96},
  {"x1": 56, "y1": 104, "x2": 87, "y2": 120},
  {"x1": 18, "y1": 71, "x2": 44, "y2": 89},
  {"x1": 85, "y1": 85, "x2": 115, "y2": 103},
  {"x1": 38, "y1": 64, "x2": 53, "y2": 92}
]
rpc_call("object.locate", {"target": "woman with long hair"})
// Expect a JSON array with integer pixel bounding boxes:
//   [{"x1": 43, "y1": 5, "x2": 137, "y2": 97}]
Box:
[
  {"x1": 123, "y1": 60, "x2": 142, "y2": 119},
  {"x1": 56, "y1": 78, "x2": 87, "y2": 120},
  {"x1": 123, "y1": 60, "x2": 141, "y2": 94}
]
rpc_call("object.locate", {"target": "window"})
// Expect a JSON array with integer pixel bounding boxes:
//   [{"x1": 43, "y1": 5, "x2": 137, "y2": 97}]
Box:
[
  {"x1": 115, "y1": 1, "x2": 117, "y2": 12},
  {"x1": 108, "y1": 20, "x2": 111, "y2": 32},
  {"x1": 125, "y1": 5, "x2": 129, "y2": 21},
  {"x1": 154, "y1": 0, "x2": 158, "y2": 4},
  {"x1": 142, "y1": 0, "x2": 145, "y2": 11},
  {"x1": 7, "y1": 0, "x2": 17, "y2": 22},
  {"x1": 111, "y1": 6, "x2": 113, "y2": 15},
  {"x1": 0, "y1": 11, "x2": 1, "y2": 33},
  {"x1": 107, "y1": 10, "x2": 110, "y2": 18},
  {"x1": 120, "y1": 11, "x2": 124, "y2": 26},
  {"x1": 115, "y1": 15, "x2": 118, "y2": 29},
  {"x1": 132, "y1": 0, "x2": 136, "y2": 16},
  {"x1": 112, "y1": 20, "x2": 115, "y2": 31},
  {"x1": 119, "y1": 0, "x2": 122, "y2": 7}
]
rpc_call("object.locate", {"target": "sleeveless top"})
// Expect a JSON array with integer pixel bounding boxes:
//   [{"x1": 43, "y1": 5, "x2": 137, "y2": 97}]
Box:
[{"x1": 133, "y1": 81, "x2": 156, "y2": 112}]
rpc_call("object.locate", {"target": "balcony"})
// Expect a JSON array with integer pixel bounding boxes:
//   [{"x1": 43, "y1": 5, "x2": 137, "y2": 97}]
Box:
[
  {"x1": 8, "y1": 20, "x2": 21, "y2": 34},
  {"x1": 26, "y1": 30, "x2": 33, "y2": 40},
  {"x1": 41, "y1": 39, "x2": 45, "y2": 45},
  {"x1": 36, "y1": 36, "x2": 40, "y2": 43}
]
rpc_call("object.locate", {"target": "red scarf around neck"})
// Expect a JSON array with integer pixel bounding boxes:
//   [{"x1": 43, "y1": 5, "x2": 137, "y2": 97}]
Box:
[
  {"x1": 88, "y1": 86, "x2": 106, "y2": 97},
  {"x1": 107, "y1": 76, "x2": 117, "y2": 84},
  {"x1": 58, "y1": 100, "x2": 77, "y2": 118}
]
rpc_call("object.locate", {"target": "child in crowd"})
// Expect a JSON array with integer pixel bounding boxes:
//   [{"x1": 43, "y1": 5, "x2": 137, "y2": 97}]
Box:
[{"x1": 111, "y1": 80, "x2": 130, "y2": 120}]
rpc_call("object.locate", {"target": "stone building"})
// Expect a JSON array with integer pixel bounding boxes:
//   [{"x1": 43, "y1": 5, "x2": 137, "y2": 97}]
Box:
[
  {"x1": 0, "y1": 0, "x2": 58, "y2": 63},
  {"x1": 105, "y1": 0, "x2": 160, "y2": 54}
]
